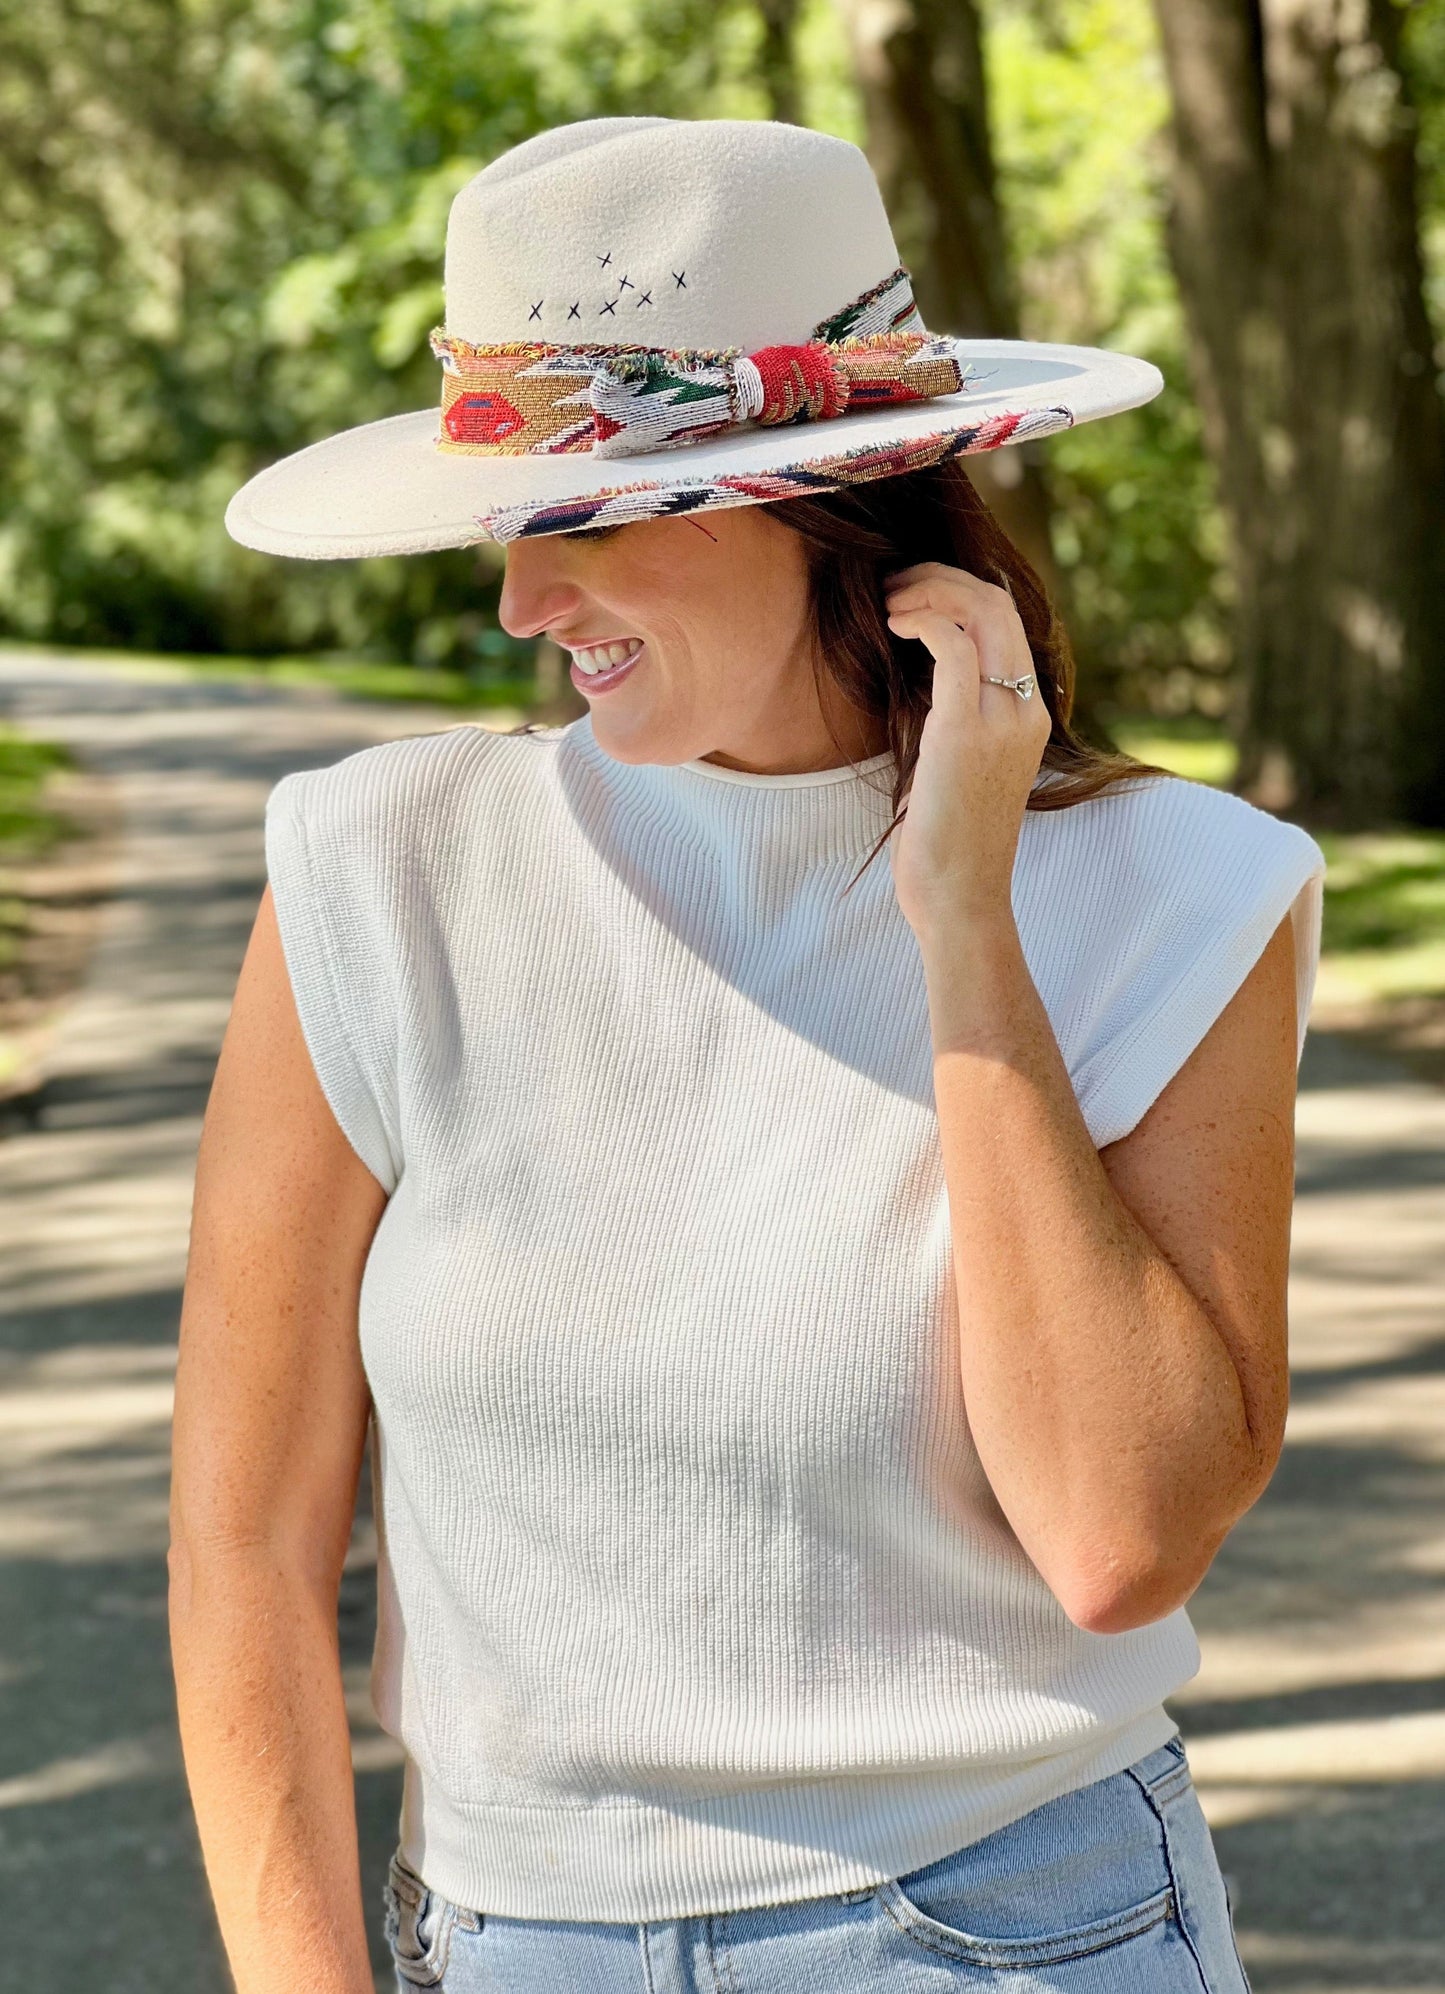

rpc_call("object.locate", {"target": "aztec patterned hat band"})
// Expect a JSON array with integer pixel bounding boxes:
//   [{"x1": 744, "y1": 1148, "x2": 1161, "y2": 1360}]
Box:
[{"x1": 429, "y1": 266, "x2": 978, "y2": 461}]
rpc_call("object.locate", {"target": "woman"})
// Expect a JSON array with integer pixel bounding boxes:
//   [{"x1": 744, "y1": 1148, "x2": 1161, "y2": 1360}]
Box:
[{"x1": 170, "y1": 117, "x2": 1326, "y2": 1993}]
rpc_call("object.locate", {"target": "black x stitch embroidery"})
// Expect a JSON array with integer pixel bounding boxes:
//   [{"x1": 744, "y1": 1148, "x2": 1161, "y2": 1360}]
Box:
[
  {"x1": 635, "y1": 291, "x2": 653, "y2": 307},
  {"x1": 567, "y1": 301, "x2": 581, "y2": 320},
  {"x1": 597, "y1": 251, "x2": 613, "y2": 269},
  {"x1": 672, "y1": 270, "x2": 686, "y2": 288},
  {"x1": 528, "y1": 301, "x2": 543, "y2": 321},
  {"x1": 599, "y1": 299, "x2": 617, "y2": 316}
]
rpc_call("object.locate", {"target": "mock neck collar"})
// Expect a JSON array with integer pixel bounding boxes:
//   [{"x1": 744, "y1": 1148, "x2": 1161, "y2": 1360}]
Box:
[
  {"x1": 565, "y1": 713, "x2": 900, "y2": 871},
  {"x1": 676, "y1": 745, "x2": 896, "y2": 787}
]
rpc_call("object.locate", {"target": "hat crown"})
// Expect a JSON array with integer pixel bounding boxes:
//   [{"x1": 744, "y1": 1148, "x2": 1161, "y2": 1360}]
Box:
[{"x1": 443, "y1": 118, "x2": 905, "y2": 351}]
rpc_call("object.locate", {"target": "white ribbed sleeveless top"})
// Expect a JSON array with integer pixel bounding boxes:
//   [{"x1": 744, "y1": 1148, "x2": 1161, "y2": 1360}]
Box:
[{"x1": 263, "y1": 713, "x2": 1325, "y2": 1922}]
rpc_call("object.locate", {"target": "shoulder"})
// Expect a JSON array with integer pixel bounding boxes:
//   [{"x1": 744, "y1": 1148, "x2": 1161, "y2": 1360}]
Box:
[
  {"x1": 1020, "y1": 771, "x2": 1325, "y2": 909},
  {"x1": 1020, "y1": 769, "x2": 1323, "y2": 957},
  {"x1": 265, "y1": 722, "x2": 563, "y2": 856},
  {"x1": 1018, "y1": 775, "x2": 1326, "y2": 1146}
]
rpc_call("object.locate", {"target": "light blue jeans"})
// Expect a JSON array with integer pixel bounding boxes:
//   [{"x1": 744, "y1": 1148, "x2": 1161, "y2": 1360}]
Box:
[{"x1": 381, "y1": 1734, "x2": 1250, "y2": 1991}]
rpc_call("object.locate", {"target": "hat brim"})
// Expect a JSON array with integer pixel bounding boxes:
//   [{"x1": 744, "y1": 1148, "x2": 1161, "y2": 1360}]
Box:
[{"x1": 225, "y1": 341, "x2": 1162, "y2": 555}]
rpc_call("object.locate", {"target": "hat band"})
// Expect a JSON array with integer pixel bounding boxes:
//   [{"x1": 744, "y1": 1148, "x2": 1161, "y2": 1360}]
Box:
[{"x1": 427, "y1": 266, "x2": 977, "y2": 460}]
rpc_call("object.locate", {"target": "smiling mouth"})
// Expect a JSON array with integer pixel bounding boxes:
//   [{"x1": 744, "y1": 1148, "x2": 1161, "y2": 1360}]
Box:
[
  {"x1": 567, "y1": 637, "x2": 644, "y2": 677},
  {"x1": 562, "y1": 646, "x2": 641, "y2": 701}
]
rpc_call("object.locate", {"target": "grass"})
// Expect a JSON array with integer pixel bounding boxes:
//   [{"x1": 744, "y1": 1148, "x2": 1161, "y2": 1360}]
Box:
[
  {"x1": 2, "y1": 638, "x2": 533, "y2": 713},
  {"x1": 1108, "y1": 715, "x2": 1239, "y2": 790},
  {"x1": 0, "y1": 726, "x2": 77, "y2": 998},
  {"x1": 0, "y1": 727, "x2": 74, "y2": 859},
  {"x1": 1309, "y1": 833, "x2": 1445, "y2": 1010}
]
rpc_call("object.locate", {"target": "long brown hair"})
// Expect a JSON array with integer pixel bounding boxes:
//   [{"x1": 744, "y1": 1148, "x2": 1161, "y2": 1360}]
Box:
[{"x1": 764, "y1": 457, "x2": 1169, "y2": 889}]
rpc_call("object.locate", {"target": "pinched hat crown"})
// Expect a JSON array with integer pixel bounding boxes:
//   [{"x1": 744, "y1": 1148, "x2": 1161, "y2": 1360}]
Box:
[
  {"x1": 442, "y1": 118, "x2": 906, "y2": 352},
  {"x1": 224, "y1": 115, "x2": 1164, "y2": 551}
]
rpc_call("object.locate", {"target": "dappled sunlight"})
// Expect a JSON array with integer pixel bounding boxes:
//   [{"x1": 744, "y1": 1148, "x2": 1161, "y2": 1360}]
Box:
[
  {"x1": 1177, "y1": 1031, "x2": 1445, "y2": 1978},
  {"x1": 0, "y1": 1345, "x2": 174, "y2": 1561},
  {"x1": 0, "y1": 1726, "x2": 179, "y2": 1812},
  {"x1": 0, "y1": 1128, "x2": 200, "y2": 1315},
  {"x1": 1194, "y1": 1711, "x2": 1445, "y2": 1788},
  {"x1": 0, "y1": 657, "x2": 433, "y2": 1990}
]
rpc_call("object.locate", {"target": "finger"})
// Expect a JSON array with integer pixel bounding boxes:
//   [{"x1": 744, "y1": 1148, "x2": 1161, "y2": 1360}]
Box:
[
  {"x1": 883, "y1": 573, "x2": 1002, "y2": 615},
  {"x1": 883, "y1": 586, "x2": 1005, "y2": 639},
  {"x1": 886, "y1": 579, "x2": 1030, "y2": 693},
  {"x1": 883, "y1": 560, "x2": 957, "y2": 586},
  {"x1": 885, "y1": 605, "x2": 972, "y2": 653},
  {"x1": 884, "y1": 607, "x2": 981, "y2": 720},
  {"x1": 980, "y1": 675, "x2": 1052, "y2": 738},
  {"x1": 883, "y1": 565, "x2": 986, "y2": 596},
  {"x1": 978, "y1": 676, "x2": 1035, "y2": 722}
]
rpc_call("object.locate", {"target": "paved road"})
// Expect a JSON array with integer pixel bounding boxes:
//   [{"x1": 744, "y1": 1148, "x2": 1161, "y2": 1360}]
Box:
[{"x1": 0, "y1": 651, "x2": 1441, "y2": 1994}]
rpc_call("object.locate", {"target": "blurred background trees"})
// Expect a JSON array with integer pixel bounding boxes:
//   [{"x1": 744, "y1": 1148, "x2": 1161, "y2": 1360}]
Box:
[
  {"x1": 2, "y1": 0, "x2": 1442, "y2": 820},
  {"x1": 1151, "y1": 0, "x2": 1445, "y2": 821}
]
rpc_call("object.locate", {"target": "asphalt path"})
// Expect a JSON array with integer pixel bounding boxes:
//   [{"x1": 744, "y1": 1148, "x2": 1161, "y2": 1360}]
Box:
[{"x1": 0, "y1": 651, "x2": 1440, "y2": 1994}]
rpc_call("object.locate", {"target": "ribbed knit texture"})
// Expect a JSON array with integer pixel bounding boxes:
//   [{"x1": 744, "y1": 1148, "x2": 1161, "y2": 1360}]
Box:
[{"x1": 263, "y1": 714, "x2": 1326, "y2": 1922}]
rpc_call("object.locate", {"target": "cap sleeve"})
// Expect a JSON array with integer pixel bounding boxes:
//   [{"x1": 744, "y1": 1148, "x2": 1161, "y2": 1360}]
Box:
[
  {"x1": 263, "y1": 765, "x2": 403, "y2": 1194},
  {"x1": 1019, "y1": 776, "x2": 1327, "y2": 1151}
]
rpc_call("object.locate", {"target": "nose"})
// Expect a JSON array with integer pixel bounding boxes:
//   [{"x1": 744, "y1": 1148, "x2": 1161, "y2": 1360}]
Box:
[{"x1": 497, "y1": 541, "x2": 583, "y2": 641}]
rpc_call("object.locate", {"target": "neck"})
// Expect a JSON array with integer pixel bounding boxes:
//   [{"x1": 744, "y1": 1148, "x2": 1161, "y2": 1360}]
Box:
[{"x1": 695, "y1": 699, "x2": 888, "y2": 779}]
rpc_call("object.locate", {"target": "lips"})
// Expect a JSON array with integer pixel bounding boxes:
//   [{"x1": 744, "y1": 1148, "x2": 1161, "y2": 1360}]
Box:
[{"x1": 562, "y1": 646, "x2": 641, "y2": 701}]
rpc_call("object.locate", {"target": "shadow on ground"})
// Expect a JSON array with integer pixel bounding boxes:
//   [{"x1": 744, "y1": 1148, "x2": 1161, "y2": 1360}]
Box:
[
  {"x1": 1166, "y1": 1030, "x2": 1445, "y2": 1990},
  {"x1": 0, "y1": 1273, "x2": 400, "y2": 1993}
]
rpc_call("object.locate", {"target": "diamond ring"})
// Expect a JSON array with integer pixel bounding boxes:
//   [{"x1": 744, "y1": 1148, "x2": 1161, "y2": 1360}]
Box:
[{"x1": 982, "y1": 673, "x2": 1036, "y2": 700}]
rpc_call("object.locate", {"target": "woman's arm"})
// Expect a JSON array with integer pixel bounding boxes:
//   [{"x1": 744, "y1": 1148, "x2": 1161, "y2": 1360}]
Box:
[
  {"x1": 885, "y1": 563, "x2": 1299, "y2": 1636},
  {"x1": 923, "y1": 905, "x2": 1295, "y2": 1635},
  {"x1": 169, "y1": 883, "x2": 388, "y2": 1994}
]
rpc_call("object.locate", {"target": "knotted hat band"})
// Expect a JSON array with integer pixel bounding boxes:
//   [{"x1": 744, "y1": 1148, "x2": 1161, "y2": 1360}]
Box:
[{"x1": 428, "y1": 265, "x2": 978, "y2": 461}]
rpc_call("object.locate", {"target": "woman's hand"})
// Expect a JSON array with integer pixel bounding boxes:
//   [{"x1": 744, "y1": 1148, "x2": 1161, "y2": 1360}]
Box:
[{"x1": 883, "y1": 561, "x2": 1051, "y2": 942}]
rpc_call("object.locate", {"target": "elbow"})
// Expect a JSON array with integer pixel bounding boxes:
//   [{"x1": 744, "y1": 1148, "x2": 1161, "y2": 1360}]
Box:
[
  {"x1": 1052, "y1": 1536, "x2": 1226, "y2": 1637},
  {"x1": 1062, "y1": 1578, "x2": 1189, "y2": 1637},
  {"x1": 166, "y1": 1495, "x2": 205, "y2": 1620},
  {"x1": 166, "y1": 1513, "x2": 341, "y2": 1622},
  {"x1": 1048, "y1": 1450, "x2": 1278, "y2": 1636}
]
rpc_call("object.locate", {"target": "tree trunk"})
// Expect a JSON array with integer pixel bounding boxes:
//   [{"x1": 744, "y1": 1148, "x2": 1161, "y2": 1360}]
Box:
[
  {"x1": 1153, "y1": 0, "x2": 1445, "y2": 825},
  {"x1": 831, "y1": 0, "x2": 1101, "y2": 733},
  {"x1": 755, "y1": 0, "x2": 804, "y2": 124}
]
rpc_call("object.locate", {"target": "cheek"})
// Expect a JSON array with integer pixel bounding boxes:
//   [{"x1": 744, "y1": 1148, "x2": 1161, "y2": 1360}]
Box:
[
  {"x1": 693, "y1": 559, "x2": 784, "y2": 649},
  {"x1": 604, "y1": 522, "x2": 797, "y2": 675}
]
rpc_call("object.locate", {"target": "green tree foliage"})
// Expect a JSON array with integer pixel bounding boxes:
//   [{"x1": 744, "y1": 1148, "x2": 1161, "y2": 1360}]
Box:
[
  {"x1": 1404, "y1": 0, "x2": 1445, "y2": 325},
  {"x1": 1, "y1": 0, "x2": 541, "y2": 662},
  {"x1": 0, "y1": 0, "x2": 799, "y2": 666},
  {"x1": 986, "y1": 0, "x2": 1234, "y2": 717},
  {"x1": 2, "y1": 0, "x2": 1439, "y2": 699}
]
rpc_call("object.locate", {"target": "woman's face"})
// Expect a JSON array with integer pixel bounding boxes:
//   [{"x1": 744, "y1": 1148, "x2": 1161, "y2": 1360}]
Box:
[{"x1": 496, "y1": 505, "x2": 879, "y2": 773}]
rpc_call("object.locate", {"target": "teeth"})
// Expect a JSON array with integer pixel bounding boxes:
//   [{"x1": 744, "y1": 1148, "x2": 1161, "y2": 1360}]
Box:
[{"x1": 572, "y1": 639, "x2": 642, "y2": 675}]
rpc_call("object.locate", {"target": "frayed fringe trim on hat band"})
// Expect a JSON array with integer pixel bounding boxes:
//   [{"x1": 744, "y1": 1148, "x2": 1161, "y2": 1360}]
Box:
[
  {"x1": 470, "y1": 405, "x2": 1075, "y2": 542},
  {"x1": 425, "y1": 266, "x2": 988, "y2": 461}
]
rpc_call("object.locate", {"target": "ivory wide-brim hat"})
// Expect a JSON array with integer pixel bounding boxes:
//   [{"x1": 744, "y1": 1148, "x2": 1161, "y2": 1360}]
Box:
[{"x1": 225, "y1": 117, "x2": 1164, "y2": 553}]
